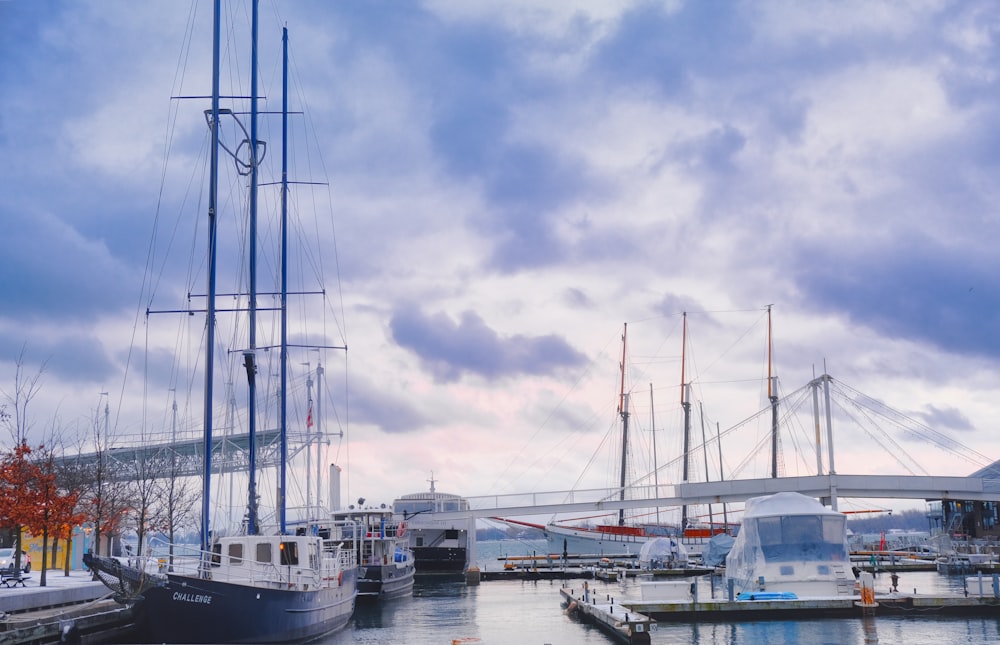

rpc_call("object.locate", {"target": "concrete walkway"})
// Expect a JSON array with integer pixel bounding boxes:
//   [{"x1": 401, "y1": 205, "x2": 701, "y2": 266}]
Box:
[{"x1": 0, "y1": 569, "x2": 109, "y2": 614}]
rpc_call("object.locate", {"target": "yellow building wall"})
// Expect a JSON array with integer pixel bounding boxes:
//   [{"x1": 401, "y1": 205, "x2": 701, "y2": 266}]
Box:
[{"x1": 21, "y1": 530, "x2": 72, "y2": 570}]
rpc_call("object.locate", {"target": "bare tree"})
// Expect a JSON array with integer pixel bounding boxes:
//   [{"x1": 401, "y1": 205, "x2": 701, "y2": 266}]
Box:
[
  {"x1": 1, "y1": 345, "x2": 47, "y2": 445},
  {"x1": 78, "y1": 399, "x2": 131, "y2": 557},
  {"x1": 123, "y1": 435, "x2": 166, "y2": 559}
]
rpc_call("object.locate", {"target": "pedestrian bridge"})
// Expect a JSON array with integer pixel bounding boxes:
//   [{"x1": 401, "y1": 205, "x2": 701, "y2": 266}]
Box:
[{"x1": 423, "y1": 473, "x2": 1000, "y2": 521}]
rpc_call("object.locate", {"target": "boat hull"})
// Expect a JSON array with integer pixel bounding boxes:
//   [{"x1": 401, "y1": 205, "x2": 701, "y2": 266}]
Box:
[
  {"x1": 358, "y1": 562, "x2": 415, "y2": 600},
  {"x1": 545, "y1": 524, "x2": 709, "y2": 557},
  {"x1": 135, "y1": 567, "x2": 357, "y2": 644},
  {"x1": 545, "y1": 525, "x2": 651, "y2": 556},
  {"x1": 412, "y1": 546, "x2": 467, "y2": 576}
]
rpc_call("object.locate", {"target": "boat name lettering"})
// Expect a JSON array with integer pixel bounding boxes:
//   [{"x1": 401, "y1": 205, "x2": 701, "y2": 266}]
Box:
[{"x1": 172, "y1": 591, "x2": 213, "y2": 605}]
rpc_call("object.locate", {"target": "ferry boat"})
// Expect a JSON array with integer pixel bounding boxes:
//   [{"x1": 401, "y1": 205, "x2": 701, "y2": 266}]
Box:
[{"x1": 392, "y1": 479, "x2": 475, "y2": 577}]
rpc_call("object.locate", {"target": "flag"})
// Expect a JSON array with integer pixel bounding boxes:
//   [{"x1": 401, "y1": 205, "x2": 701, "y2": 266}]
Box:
[{"x1": 307, "y1": 404, "x2": 313, "y2": 429}]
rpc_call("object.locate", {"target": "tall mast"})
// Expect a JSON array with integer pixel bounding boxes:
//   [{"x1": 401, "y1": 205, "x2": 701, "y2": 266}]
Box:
[
  {"x1": 316, "y1": 361, "x2": 325, "y2": 512},
  {"x1": 617, "y1": 323, "x2": 629, "y2": 526},
  {"x1": 699, "y1": 401, "x2": 714, "y2": 533},
  {"x1": 278, "y1": 24, "x2": 289, "y2": 535},
  {"x1": 650, "y1": 383, "x2": 659, "y2": 525},
  {"x1": 244, "y1": 0, "x2": 260, "y2": 537},
  {"x1": 680, "y1": 312, "x2": 691, "y2": 531},
  {"x1": 201, "y1": 0, "x2": 222, "y2": 557},
  {"x1": 768, "y1": 305, "x2": 779, "y2": 479},
  {"x1": 716, "y1": 421, "x2": 728, "y2": 531}
]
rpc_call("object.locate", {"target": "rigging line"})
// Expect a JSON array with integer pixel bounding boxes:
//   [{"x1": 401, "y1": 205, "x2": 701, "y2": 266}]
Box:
[
  {"x1": 120, "y1": 2, "x2": 206, "y2": 440},
  {"x1": 832, "y1": 397, "x2": 923, "y2": 476},
  {"x1": 283, "y1": 31, "x2": 349, "y2": 348},
  {"x1": 838, "y1": 388, "x2": 930, "y2": 474},
  {"x1": 832, "y1": 379, "x2": 992, "y2": 467},
  {"x1": 729, "y1": 429, "x2": 775, "y2": 480},
  {"x1": 489, "y1": 329, "x2": 620, "y2": 494},
  {"x1": 694, "y1": 309, "x2": 769, "y2": 386}
]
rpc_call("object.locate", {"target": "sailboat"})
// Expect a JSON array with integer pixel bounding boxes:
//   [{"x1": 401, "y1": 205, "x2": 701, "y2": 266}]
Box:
[
  {"x1": 543, "y1": 314, "x2": 764, "y2": 557},
  {"x1": 84, "y1": 2, "x2": 357, "y2": 642}
]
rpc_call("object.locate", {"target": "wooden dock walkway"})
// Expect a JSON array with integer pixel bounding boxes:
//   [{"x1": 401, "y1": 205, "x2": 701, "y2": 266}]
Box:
[{"x1": 560, "y1": 584, "x2": 655, "y2": 644}]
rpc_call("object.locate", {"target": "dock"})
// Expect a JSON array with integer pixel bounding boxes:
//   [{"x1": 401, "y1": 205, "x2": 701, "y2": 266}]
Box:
[
  {"x1": 560, "y1": 584, "x2": 655, "y2": 644},
  {"x1": 482, "y1": 564, "x2": 711, "y2": 582},
  {"x1": 0, "y1": 571, "x2": 136, "y2": 644},
  {"x1": 560, "y1": 572, "x2": 1000, "y2": 642}
]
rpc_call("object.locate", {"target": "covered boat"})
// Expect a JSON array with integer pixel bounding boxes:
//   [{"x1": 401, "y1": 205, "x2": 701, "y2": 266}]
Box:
[
  {"x1": 723, "y1": 492, "x2": 854, "y2": 598},
  {"x1": 637, "y1": 537, "x2": 688, "y2": 570}
]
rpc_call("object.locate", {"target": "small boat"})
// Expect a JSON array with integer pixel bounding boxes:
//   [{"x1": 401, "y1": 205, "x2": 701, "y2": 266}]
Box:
[
  {"x1": 85, "y1": 2, "x2": 357, "y2": 641},
  {"x1": 935, "y1": 551, "x2": 994, "y2": 575},
  {"x1": 723, "y1": 491, "x2": 855, "y2": 598},
  {"x1": 392, "y1": 478, "x2": 475, "y2": 577},
  {"x1": 334, "y1": 506, "x2": 415, "y2": 600}
]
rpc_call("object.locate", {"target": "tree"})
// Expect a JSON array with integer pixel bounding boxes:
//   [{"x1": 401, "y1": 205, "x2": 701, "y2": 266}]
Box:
[
  {"x1": 0, "y1": 346, "x2": 46, "y2": 444},
  {"x1": 24, "y1": 445, "x2": 84, "y2": 586},
  {"x1": 0, "y1": 443, "x2": 85, "y2": 586},
  {"x1": 77, "y1": 399, "x2": 131, "y2": 557},
  {"x1": 0, "y1": 442, "x2": 37, "y2": 574}
]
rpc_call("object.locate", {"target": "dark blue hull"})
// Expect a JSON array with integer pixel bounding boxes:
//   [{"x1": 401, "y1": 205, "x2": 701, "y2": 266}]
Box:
[{"x1": 135, "y1": 568, "x2": 357, "y2": 644}]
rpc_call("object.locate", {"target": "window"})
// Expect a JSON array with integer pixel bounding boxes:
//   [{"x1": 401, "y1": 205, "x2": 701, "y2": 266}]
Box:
[
  {"x1": 280, "y1": 541, "x2": 299, "y2": 566},
  {"x1": 228, "y1": 543, "x2": 243, "y2": 565},
  {"x1": 256, "y1": 542, "x2": 272, "y2": 564},
  {"x1": 211, "y1": 543, "x2": 222, "y2": 567}
]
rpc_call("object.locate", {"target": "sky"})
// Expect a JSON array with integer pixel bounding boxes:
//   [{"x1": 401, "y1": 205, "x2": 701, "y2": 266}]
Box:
[{"x1": 2, "y1": 0, "x2": 1000, "y2": 528}]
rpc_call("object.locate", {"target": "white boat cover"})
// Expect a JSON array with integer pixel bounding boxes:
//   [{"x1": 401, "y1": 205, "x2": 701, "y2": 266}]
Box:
[
  {"x1": 724, "y1": 492, "x2": 850, "y2": 593},
  {"x1": 637, "y1": 537, "x2": 688, "y2": 568}
]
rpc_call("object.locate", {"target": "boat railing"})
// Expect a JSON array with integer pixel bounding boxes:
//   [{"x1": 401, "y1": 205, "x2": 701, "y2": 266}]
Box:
[{"x1": 142, "y1": 536, "x2": 353, "y2": 589}]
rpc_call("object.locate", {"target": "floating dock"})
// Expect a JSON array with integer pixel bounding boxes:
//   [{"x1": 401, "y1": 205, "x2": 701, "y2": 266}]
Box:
[
  {"x1": 560, "y1": 573, "x2": 1000, "y2": 643},
  {"x1": 560, "y1": 584, "x2": 655, "y2": 644}
]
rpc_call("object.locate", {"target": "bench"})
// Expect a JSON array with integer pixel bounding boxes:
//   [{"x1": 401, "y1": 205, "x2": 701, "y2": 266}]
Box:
[{"x1": 0, "y1": 573, "x2": 27, "y2": 588}]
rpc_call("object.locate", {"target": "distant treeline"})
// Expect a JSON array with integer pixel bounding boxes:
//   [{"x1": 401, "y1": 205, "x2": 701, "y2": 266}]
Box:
[{"x1": 846, "y1": 509, "x2": 932, "y2": 534}]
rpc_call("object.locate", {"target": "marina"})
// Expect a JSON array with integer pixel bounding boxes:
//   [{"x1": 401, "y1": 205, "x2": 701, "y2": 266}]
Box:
[
  {"x1": 4, "y1": 541, "x2": 1000, "y2": 644},
  {"x1": 6, "y1": 3, "x2": 1000, "y2": 645}
]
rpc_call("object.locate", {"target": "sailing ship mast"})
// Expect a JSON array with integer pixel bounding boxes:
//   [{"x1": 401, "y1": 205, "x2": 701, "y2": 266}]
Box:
[
  {"x1": 278, "y1": 23, "x2": 290, "y2": 535},
  {"x1": 680, "y1": 312, "x2": 691, "y2": 531},
  {"x1": 617, "y1": 323, "x2": 629, "y2": 527},
  {"x1": 244, "y1": 0, "x2": 262, "y2": 537},
  {"x1": 768, "y1": 304, "x2": 779, "y2": 479},
  {"x1": 200, "y1": 0, "x2": 222, "y2": 557}
]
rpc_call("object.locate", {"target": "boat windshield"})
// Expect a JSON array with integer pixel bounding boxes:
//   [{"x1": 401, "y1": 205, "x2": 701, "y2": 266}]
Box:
[
  {"x1": 755, "y1": 514, "x2": 847, "y2": 562},
  {"x1": 394, "y1": 501, "x2": 434, "y2": 515}
]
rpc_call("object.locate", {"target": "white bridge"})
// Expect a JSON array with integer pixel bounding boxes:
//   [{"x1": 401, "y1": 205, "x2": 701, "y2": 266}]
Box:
[{"x1": 422, "y1": 473, "x2": 1000, "y2": 521}]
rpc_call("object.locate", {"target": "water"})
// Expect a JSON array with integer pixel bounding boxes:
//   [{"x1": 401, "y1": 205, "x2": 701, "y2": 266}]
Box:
[{"x1": 314, "y1": 540, "x2": 1000, "y2": 645}]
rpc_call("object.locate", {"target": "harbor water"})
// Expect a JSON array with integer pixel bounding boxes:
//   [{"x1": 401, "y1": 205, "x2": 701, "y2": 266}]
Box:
[{"x1": 311, "y1": 540, "x2": 1000, "y2": 645}]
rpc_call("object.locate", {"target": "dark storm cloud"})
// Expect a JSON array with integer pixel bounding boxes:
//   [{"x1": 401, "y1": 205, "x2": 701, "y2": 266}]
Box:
[
  {"x1": 389, "y1": 305, "x2": 587, "y2": 383},
  {"x1": 795, "y1": 236, "x2": 1000, "y2": 359}
]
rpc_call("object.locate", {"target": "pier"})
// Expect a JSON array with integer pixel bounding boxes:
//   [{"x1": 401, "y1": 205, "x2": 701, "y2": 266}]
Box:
[
  {"x1": 559, "y1": 572, "x2": 1000, "y2": 643},
  {"x1": 561, "y1": 584, "x2": 655, "y2": 644}
]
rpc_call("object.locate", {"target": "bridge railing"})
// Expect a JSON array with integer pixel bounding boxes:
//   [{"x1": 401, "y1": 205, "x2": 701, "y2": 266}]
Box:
[{"x1": 460, "y1": 484, "x2": 680, "y2": 514}]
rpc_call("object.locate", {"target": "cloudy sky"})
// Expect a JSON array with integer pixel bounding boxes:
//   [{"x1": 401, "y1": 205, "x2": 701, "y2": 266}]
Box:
[{"x1": 2, "y1": 0, "x2": 999, "y2": 525}]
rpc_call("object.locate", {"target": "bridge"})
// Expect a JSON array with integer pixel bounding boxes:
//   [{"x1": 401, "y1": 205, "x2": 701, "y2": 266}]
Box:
[
  {"x1": 60, "y1": 428, "x2": 322, "y2": 479},
  {"x1": 419, "y1": 473, "x2": 1000, "y2": 522}
]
